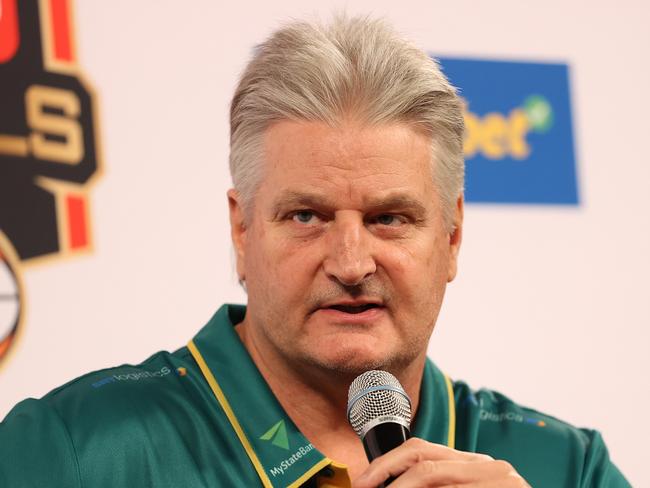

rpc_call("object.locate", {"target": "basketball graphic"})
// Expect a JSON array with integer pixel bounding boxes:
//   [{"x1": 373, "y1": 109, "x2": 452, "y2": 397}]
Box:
[{"x1": 0, "y1": 247, "x2": 21, "y2": 363}]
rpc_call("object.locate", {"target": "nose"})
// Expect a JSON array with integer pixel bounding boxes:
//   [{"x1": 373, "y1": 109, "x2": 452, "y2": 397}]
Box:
[{"x1": 323, "y1": 213, "x2": 376, "y2": 286}]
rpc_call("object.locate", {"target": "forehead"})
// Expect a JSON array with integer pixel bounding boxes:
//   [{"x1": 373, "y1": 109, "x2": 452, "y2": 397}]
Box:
[{"x1": 259, "y1": 119, "x2": 435, "y2": 207}]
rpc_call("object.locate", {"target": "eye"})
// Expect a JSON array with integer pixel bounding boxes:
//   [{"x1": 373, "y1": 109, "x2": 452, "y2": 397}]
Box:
[
  {"x1": 372, "y1": 214, "x2": 403, "y2": 226},
  {"x1": 292, "y1": 210, "x2": 318, "y2": 224}
]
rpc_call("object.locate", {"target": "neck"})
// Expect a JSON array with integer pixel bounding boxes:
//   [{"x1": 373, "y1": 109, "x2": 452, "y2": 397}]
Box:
[{"x1": 235, "y1": 318, "x2": 426, "y2": 480}]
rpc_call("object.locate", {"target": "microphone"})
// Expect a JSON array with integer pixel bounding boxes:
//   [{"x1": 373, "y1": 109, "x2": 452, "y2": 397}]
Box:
[{"x1": 347, "y1": 370, "x2": 412, "y2": 486}]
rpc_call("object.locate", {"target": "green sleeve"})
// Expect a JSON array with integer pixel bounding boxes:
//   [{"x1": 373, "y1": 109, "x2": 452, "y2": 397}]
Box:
[
  {"x1": 0, "y1": 398, "x2": 81, "y2": 488},
  {"x1": 581, "y1": 430, "x2": 631, "y2": 488}
]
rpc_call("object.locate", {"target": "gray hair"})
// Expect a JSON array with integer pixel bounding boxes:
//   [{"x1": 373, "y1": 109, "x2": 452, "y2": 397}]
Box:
[{"x1": 229, "y1": 15, "x2": 465, "y2": 230}]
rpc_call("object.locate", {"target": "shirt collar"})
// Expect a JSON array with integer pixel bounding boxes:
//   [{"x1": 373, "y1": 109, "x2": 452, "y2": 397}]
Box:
[{"x1": 188, "y1": 304, "x2": 454, "y2": 487}]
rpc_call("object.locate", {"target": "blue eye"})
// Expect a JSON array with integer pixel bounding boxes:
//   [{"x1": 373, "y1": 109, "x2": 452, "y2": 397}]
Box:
[
  {"x1": 376, "y1": 214, "x2": 397, "y2": 226},
  {"x1": 293, "y1": 211, "x2": 315, "y2": 223}
]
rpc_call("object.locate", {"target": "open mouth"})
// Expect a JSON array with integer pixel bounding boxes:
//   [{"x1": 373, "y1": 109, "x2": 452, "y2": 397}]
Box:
[{"x1": 325, "y1": 303, "x2": 381, "y2": 314}]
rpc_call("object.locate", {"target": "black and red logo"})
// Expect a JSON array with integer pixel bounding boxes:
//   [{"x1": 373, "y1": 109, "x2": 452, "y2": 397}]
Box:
[{"x1": 0, "y1": 0, "x2": 101, "y2": 365}]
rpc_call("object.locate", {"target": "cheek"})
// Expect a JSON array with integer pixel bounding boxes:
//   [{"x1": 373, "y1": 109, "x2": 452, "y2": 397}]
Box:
[
  {"x1": 244, "y1": 224, "x2": 274, "y2": 292},
  {"x1": 422, "y1": 239, "x2": 451, "y2": 295},
  {"x1": 246, "y1": 226, "x2": 320, "y2": 296},
  {"x1": 381, "y1": 237, "x2": 449, "y2": 301}
]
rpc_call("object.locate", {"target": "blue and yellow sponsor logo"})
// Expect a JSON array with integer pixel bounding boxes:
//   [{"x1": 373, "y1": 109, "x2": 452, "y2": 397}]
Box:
[
  {"x1": 437, "y1": 57, "x2": 578, "y2": 205},
  {"x1": 464, "y1": 94, "x2": 553, "y2": 161}
]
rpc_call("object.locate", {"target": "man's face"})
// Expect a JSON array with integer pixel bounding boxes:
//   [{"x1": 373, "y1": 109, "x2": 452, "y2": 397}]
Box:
[{"x1": 229, "y1": 119, "x2": 462, "y2": 376}]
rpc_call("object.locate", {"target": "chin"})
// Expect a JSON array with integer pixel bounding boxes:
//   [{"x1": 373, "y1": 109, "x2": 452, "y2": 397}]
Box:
[{"x1": 303, "y1": 344, "x2": 400, "y2": 377}]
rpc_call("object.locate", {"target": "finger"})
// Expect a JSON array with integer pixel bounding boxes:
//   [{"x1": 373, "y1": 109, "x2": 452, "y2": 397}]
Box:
[
  {"x1": 438, "y1": 476, "x2": 532, "y2": 488},
  {"x1": 354, "y1": 439, "x2": 493, "y2": 488},
  {"x1": 386, "y1": 460, "x2": 528, "y2": 488}
]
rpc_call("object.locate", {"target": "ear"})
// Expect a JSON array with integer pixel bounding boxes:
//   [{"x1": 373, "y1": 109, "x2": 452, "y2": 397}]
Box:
[
  {"x1": 227, "y1": 189, "x2": 248, "y2": 282},
  {"x1": 447, "y1": 194, "x2": 464, "y2": 282}
]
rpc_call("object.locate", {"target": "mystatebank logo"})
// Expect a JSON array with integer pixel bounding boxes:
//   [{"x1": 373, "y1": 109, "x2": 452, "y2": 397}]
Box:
[
  {"x1": 260, "y1": 419, "x2": 290, "y2": 450},
  {"x1": 437, "y1": 57, "x2": 578, "y2": 205},
  {"x1": 267, "y1": 443, "x2": 315, "y2": 478},
  {"x1": 258, "y1": 419, "x2": 317, "y2": 479}
]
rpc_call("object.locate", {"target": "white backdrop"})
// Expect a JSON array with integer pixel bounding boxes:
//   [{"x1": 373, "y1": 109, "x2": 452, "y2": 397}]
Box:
[{"x1": 2, "y1": 1, "x2": 648, "y2": 485}]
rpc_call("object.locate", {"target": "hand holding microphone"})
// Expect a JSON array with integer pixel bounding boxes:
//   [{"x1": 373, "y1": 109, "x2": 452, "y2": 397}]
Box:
[{"x1": 347, "y1": 370, "x2": 530, "y2": 488}]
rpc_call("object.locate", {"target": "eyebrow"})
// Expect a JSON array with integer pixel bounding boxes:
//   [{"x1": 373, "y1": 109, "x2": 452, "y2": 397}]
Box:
[{"x1": 271, "y1": 190, "x2": 428, "y2": 218}]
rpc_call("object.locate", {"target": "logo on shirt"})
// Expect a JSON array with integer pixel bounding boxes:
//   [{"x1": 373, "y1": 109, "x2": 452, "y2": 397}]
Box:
[
  {"x1": 260, "y1": 419, "x2": 290, "y2": 450},
  {"x1": 0, "y1": 0, "x2": 101, "y2": 367},
  {"x1": 267, "y1": 443, "x2": 316, "y2": 479},
  {"x1": 257, "y1": 419, "x2": 322, "y2": 481},
  {"x1": 480, "y1": 409, "x2": 546, "y2": 427},
  {"x1": 91, "y1": 366, "x2": 172, "y2": 388}
]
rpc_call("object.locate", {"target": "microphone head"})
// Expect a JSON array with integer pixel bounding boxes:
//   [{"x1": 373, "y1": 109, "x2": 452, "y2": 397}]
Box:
[{"x1": 347, "y1": 370, "x2": 412, "y2": 439}]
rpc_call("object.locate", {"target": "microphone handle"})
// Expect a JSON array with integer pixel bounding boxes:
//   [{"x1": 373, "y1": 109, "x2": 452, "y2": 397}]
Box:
[{"x1": 362, "y1": 423, "x2": 411, "y2": 486}]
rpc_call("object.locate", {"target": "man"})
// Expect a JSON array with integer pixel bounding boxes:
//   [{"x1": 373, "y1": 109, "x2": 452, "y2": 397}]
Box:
[{"x1": 0, "y1": 15, "x2": 629, "y2": 487}]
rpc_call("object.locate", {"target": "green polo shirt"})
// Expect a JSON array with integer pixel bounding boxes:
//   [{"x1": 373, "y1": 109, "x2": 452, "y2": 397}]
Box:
[{"x1": 0, "y1": 304, "x2": 630, "y2": 487}]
